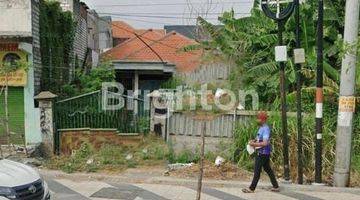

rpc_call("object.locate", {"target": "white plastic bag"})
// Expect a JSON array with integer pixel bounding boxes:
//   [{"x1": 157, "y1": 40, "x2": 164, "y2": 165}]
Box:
[
  {"x1": 246, "y1": 144, "x2": 255, "y2": 155},
  {"x1": 215, "y1": 156, "x2": 225, "y2": 166}
]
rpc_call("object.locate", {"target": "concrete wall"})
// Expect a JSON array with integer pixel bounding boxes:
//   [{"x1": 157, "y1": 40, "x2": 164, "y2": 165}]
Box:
[
  {"x1": 0, "y1": 0, "x2": 32, "y2": 36},
  {"x1": 178, "y1": 62, "x2": 233, "y2": 85},
  {"x1": 23, "y1": 0, "x2": 42, "y2": 145},
  {"x1": 58, "y1": 0, "x2": 74, "y2": 12},
  {"x1": 87, "y1": 10, "x2": 99, "y2": 67},
  {"x1": 98, "y1": 16, "x2": 113, "y2": 52},
  {"x1": 22, "y1": 42, "x2": 41, "y2": 145}
]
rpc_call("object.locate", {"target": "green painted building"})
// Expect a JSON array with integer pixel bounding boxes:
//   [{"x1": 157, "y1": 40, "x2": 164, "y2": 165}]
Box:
[{"x1": 0, "y1": 0, "x2": 43, "y2": 145}]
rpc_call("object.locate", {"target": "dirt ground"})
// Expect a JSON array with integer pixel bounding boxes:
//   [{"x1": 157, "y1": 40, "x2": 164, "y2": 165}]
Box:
[{"x1": 168, "y1": 161, "x2": 253, "y2": 181}]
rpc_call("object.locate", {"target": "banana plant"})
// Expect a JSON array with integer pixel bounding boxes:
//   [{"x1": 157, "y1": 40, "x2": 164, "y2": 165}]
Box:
[{"x1": 186, "y1": 0, "x2": 348, "y2": 106}]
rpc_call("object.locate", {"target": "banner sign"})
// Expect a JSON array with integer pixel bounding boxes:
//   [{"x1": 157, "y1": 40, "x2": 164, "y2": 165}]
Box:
[
  {"x1": 339, "y1": 96, "x2": 356, "y2": 113},
  {"x1": 0, "y1": 70, "x2": 27, "y2": 86}
]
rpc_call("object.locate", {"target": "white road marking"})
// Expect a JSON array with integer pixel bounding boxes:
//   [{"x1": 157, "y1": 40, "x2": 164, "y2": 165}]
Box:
[
  {"x1": 296, "y1": 191, "x2": 360, "y2": 200},
  {"x1": 55, "y1": 179, "x2": 115, "y2": 198},
  {"x1": 135, "y1": 183, "x2": 221, "y2": 200}
]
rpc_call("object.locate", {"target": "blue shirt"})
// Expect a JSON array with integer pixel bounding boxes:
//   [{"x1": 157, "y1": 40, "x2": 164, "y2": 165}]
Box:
[{"x1": 256, "y1": 124, "x2": 271, "y2": 155}]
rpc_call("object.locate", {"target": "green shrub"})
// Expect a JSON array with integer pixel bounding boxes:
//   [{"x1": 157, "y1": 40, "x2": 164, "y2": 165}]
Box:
[
  {"x1": 160, "y1": 77, "x2": 183, "y2": 89},
  {"x1": 153, "y1": 146, "x2": 166, "y2": 160},
  {"x1": 126, "y1": 160, "x2": 138, "y2": 168},
  {"x1": 98, "y1": 144, "x2": 125, "y2": 165},
  {"x1": 231, "y1": 110, "x2": 360, "y2": 182},
  {"x1": 166, "y1": 141, "x2": 176, "y2": 163}
]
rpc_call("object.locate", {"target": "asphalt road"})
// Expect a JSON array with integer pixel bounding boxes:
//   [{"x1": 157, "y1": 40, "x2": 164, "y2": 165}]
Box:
[{"x1": 43, "y1": 176, "x2": 360, "y2": 200}]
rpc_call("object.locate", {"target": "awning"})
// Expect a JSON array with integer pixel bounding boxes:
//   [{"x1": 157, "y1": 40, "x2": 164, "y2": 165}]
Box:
[{"x1": 112, "y1": 60, "x2": 176, "y2": 74}]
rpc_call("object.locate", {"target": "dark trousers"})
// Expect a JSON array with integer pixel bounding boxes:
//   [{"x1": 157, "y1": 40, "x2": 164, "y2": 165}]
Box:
[{"x1": 249, "y1": 154, "x2": 279, "y2": 190}]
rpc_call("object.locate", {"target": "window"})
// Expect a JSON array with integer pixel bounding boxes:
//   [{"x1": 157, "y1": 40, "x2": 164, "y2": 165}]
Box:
[{"x1": 2, "y1": 53, "x2": 21, "y2": 66}]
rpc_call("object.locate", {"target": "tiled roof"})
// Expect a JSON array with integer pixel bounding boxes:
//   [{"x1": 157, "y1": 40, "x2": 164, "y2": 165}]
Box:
[
  {"x1": 103, "y1": 29, "x2": 165, "y2": 60},
  {"x1": 111, "y1": 21, "x2": 136, "y2": 39},
  {"x1": 136, "y1": 29, "x2": 166, "y2": 36},
  {"x1": 103, "y1": 31, "x2": 202, "y2": 73}
]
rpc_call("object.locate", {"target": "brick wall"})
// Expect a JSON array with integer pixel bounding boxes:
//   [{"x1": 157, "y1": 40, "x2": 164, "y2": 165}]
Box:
[{"x1": 59, "y1": 128, "x2": 142, "y2": 155}]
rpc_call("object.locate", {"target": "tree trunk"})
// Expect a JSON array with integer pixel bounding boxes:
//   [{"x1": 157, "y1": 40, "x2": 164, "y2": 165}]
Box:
[{"x1": 196, "y1": 121, "x2": 206, "y2": 200}]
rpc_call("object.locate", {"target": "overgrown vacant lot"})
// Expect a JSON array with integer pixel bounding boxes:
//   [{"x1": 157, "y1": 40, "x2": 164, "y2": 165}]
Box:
[
  {"x1": 45, "y1": 125, "x2": 360, "y2": 187},
  {"x1": 45, "y1": 136, "x2": 170, "y2": 173}
]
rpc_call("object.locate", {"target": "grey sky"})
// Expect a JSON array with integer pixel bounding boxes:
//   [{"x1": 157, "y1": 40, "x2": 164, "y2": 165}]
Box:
[{"x1": 82, "y1": 0, "x2": 254, "y2": 28}]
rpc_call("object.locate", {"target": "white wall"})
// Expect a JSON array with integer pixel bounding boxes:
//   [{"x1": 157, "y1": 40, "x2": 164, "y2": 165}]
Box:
[
  {"x1": 58, "y1": 0, "x2": 74, "y2": 12},
  {"x1": 19, "y1": 43, "x2": 42, "y2": 145},
  {"x1": 0, "y1": 0, "x2": 32, "y2": 35}
]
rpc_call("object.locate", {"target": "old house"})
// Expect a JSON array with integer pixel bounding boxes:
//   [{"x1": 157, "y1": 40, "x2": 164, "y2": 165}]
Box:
[
  {"x1": 103, "y1": 22, "x2": 202, "y2": 98},
  {"x1": 0, "y1": 0, "x2": 42, "y2": 144}
]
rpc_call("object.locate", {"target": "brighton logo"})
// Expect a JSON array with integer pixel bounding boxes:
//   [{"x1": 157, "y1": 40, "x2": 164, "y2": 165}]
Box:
[{"x1": 101, "y1": 82, "x2": 259, "y2": 113}]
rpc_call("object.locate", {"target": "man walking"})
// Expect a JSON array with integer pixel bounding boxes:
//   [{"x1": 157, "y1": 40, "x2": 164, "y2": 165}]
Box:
[{"x1": 242, "y1": 112, "x2": 280, "y2": 193}]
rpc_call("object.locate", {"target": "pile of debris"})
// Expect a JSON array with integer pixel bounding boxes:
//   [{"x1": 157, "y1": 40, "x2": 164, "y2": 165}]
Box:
[{"x1": 0, "y1": 144, "x2": 48, "y2": 167}]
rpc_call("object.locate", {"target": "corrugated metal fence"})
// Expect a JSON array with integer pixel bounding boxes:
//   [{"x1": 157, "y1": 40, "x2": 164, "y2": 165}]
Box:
[{"x1": 168, "y1": 111, "x2": 255, "y2": 138}]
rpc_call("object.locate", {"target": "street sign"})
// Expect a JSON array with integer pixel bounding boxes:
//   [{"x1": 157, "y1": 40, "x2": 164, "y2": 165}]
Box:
[
  {"x1": 294, "y1": 48, "x2": 305, "y2": 64},
  {"x1": 275, "y1": 46, "x2": 287, "y2": 62}
]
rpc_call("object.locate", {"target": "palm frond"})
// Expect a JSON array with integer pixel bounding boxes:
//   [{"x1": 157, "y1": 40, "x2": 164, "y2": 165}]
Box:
[
  {"x1": 323, "y1": 61, "x2": 340, "y2": 82},
  {"x1": 197, "y1": 17, "x2": 219, "y2": 39},
  {"x1": 247, "y1": 61, "x2": 278, "y2": 76}
]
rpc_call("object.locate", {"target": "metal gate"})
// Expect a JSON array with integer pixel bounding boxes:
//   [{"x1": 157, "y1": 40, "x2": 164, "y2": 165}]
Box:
[{"x1": 53, "y1": 90, "x2": 149, "y2": 152}]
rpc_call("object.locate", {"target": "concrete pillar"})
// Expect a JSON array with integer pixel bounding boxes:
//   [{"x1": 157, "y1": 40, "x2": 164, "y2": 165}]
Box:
[
  {"x1": 34, "y1": 91, "x2": 57, "y2": 153},
  {"x1": 134, "y1": 71, "x2": 139, "y2": 114},
  {"x1": 19, "y1": 42, "x2": 42, "y2": 145}
]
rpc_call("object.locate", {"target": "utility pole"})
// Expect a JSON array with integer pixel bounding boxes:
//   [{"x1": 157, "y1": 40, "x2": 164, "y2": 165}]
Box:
[
  {"x1": 278, "y1": 20, "x2": 290, "y2": 181},
  {"x1": 261, "y1": 0, "x2": 295, "y2": 182},
  {"x1": 294, "y1": 0, "x2": 303, "y2": 185},
  {"x1": 334, "y1": 0, "x2": 359, "y2": 187},
  {"x1": 315, "y1": 0, "x2": 324, "y2": 184}
]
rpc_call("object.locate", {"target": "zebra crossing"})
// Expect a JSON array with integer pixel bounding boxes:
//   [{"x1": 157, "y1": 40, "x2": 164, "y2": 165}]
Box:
[{"x1": 45, "y1": 177, "x2": 360, "y2": 200}]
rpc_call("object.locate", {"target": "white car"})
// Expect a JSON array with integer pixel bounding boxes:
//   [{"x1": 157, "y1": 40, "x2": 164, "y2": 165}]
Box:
[{"x1": 0, "y1": 159, "x2": 50, "y2": 200}]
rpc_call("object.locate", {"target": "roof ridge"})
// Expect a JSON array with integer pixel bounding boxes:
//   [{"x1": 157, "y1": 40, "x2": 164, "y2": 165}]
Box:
[
  {"x1": 119, "y1": 29, "x2": 166, "y2": 59},
  {"x1": 123, "y1": 31, "x2": 190, "y2": 60},
  {"x1": 112, "y1": 20, "x2": 135, "y2": 29},
  {"x1": 102, "y1": 29, "x2": 155, "y2": 56},
  {"x1": 122, "y1": 31, "x2": 176, "y2": 61},
  {"x1": 165, "y1": 30, "x2": 197, "y2": 42}
]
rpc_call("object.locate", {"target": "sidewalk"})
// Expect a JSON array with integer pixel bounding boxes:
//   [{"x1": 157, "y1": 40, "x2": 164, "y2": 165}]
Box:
[{"x1": 40, "y1": 169, "x2": 360, "y2": 200}]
